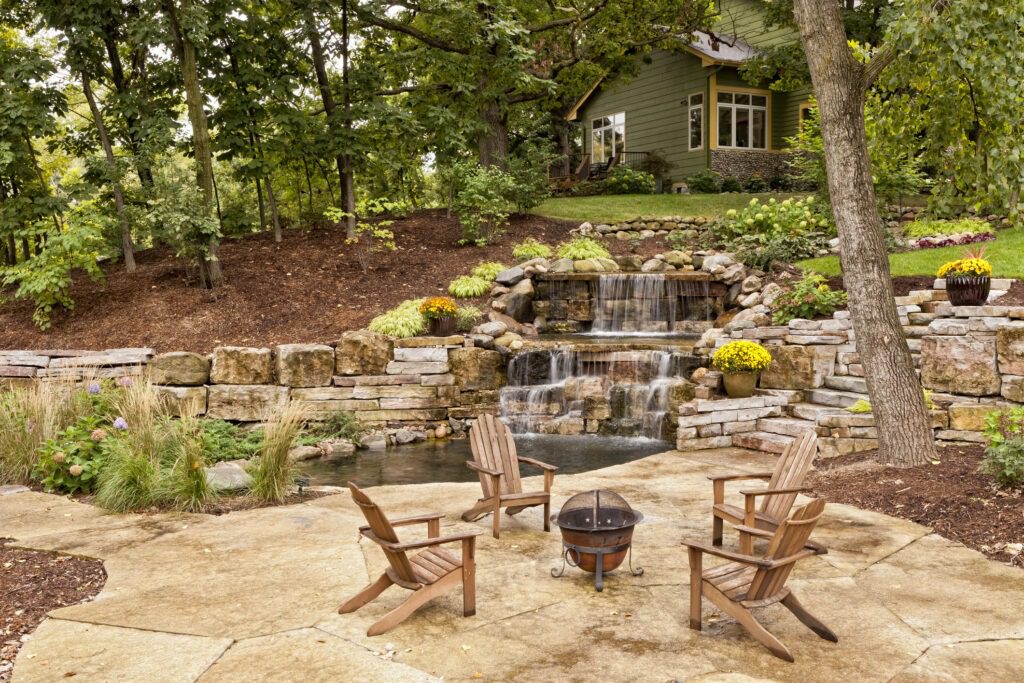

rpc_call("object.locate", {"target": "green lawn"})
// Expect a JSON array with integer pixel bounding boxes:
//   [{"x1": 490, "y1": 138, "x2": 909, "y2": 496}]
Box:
[
  {"x1": 798, "y1": 228, "x2": 1024, "y2": 278},
  {"x1": 533, "y1": 193, "x2": 799, "y2": 223}
]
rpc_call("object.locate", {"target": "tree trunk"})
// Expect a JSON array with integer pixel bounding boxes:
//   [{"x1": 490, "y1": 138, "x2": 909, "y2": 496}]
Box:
[
  {"x1": 266, "y1": 177, "x2": 282, "y2": 243},
  {"x1": 793, "y1": 0, "x2": 935, "y2": 467},
  {"x1": 340, "y1": 0, "x2": 356, "y2": 228},
  {"x1": 165, "y1": 0, "x2": 223, "y2": 288},
  {"x1": 305, "y1": 7, "x2": 355, "y2": 236},
  {"x1": 82, "y1": 73, "x2": 136, "y2": 273},
  {"x1": 102, "y1": 30, "x2": 154, "y2": 189},
  {"x1": 477, "y1": 100, "x2": 509, "y2": 168},
  {"x1": 255, "y1": 176, "x2": 267, "y2": 229}
]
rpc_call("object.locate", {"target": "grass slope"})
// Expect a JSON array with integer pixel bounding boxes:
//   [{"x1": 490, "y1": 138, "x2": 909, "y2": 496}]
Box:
[
  {"x1": 799, "y1": 228, "x2": 1024, "y2": 278},
  {"x1": 533, "y1": 193, "x2": 798, "y2": 223}
]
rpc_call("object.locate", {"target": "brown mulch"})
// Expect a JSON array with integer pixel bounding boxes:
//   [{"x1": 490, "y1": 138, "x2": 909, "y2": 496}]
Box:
[
  {"x1": 810, "y1": 445, "x2": 1024, "y2": 569},
  {"x1": 994, "y1": 280, "x2": 1024, "y2": 306},
  {"x1": 0, "y1": 211, "x2": 671, "y2": 353},
  {"x1": 0, "y1": 540, "x2": 106, "y2": 681}
]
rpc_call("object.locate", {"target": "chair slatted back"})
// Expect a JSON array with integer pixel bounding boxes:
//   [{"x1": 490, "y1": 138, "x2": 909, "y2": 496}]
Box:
[
  {"x1": 469, "y1": 414, "x2": 522, "y2": 498},
  {"x1": 347, "y1": 483, "x2": 419, "y2": 586},
  {"x1": 761, "y1": 431, "x2": 817, "y2": 521},
  {"x1": 746, "y1": 498, "x2": 826, "y2": 602}
]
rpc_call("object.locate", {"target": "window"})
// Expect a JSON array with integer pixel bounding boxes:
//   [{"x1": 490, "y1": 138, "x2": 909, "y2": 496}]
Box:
[
  {"x1": 688, "y1": 93, "x2": 703, "y2": 151},
  {"x1": 799, "y1": 101, "x2": 815, "y2": 131},
  {"x1": 716, "y1": 91, "x2": 767, "y2": 149},
  {"x1": 591, "y1": 112, "x2": 625, "y2": 163}
]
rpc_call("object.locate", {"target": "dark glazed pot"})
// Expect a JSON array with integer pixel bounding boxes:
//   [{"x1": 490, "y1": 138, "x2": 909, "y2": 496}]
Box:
[
  {"x1": 428, "y1": 316, "x2": 456, "y2": 336},
  {"x1": 946, "y1": 275, "x2": 990, "y2": 307}
]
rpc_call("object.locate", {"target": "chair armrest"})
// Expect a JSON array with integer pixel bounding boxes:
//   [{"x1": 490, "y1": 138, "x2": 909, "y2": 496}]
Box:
[
  {"x1": 389, "y1": 531, "x2": 483, "y2": 552},
  {"x1": 734, "y1": 525, "x2": 828, "y2": 555},
  {"x1": 681, "y1": 539, "x2": 772, "y2": 568},
  {"x1": 738, "y1": 486, "x2": 813, "y2": 498},
  {"x1": 707, "y1": 471, "x2": 773, "y2": 482},
  {"x1": 466, "y1": 461, "x2": 503, "y2": 477},
  {"x1": 518, "y1": 456, "x2": 558, "y2": 472},
  {"x1": 389, "y1": 512, "x2": 446, "y2": 527}
]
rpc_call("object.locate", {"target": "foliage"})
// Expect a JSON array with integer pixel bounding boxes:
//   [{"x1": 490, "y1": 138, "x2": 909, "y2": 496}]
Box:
[
  {"x1": 327, "y1": 207, "x2": 397, "y2": 272},
  {"x1": 161, "y1": 416, "x2": 215, "y2": 513},
  {"x1": 904, "y1": 218, "x2": 991, "y2": 239},
  {"x1": 33, "y1": 415, "x2": 111, "y2": 495},
  {"x1": 936, "y1": 258, "x2": 992, "y2": 279},
  {"x1": 982, "y1": 407, "x2": 1024, "y2": 447},
  {"x1": 94, "y1": 437, "x2": 162, "y2": 512},
  {"x1": 511, "y1": 237, "x2": 553, "y2": 261},
  {"x1": 367, "y1": 299, "x2": 427, "y2": 338},
  {"x1": 771, "y1": 272, "x2": 848, "y2": 325},
  {"x1": 471, "y1": 262, "x2": 506, "y2": 281},
  {"x1": 979, "y1": 439, "x2": 1024, "y2": 489},
  {"x1": 684, "y1": 170, "x2": 722, "y2": 194},
  {"x1": 604, "y1": 167, "x2": 655, "y2": 195},
  {"x1": 451, "y1": 163, "x2": 517, "y2": 246},
  {"x1": 721, "y1": 177, "x2": 743, "y2": 193},
  {"x1": 456, "y1": 305, "x2": 483, "y2": 332},
  {"x1": 198, "y1": 419, "x2": 264, "y2": 464},
  {"x1": 0, "y1": 202, "x2": 106, "y2": 329},
  {"x1": 711, "y1": 341, "x2": 773, "y2": 374},
  {"x1": 743, "y1": 175, "x2": 769, "y2": 193},
  {"x1": 141, "y1": 169, "x2": 222, "y2": 283},
  {"x1": 502, "y1": 146, "x2": 554, "y2": 212},
  {"x1": 719, "y1": 196, "x2": 830, "y2": 243},
  {"x1": 303, "y1": 411, "x2": 363, "y2": 447},
  {"x1": 847, "y1": 399, "x2": 872, "y2": 414},
  {"x1": 733, "y1": 232, "x2": 828, "y2": 271},
  {"x1": 0, "y1": 378, "x2": 86, "y2": 485},
  {"x1": 250, "y1": 403, "x2": 305, "y2": 503},
  {"x1": 910, "y1": 231, "x2": 994, "y2": 251},
  {"x1": 448, "y1": 275, "x2": 492, "y2": 298},
  {"x1": 556, "y1": 237, "x2": 611, "y2": 260},
  {"x1": 419, "y1": 296, "x2": 459, "y2": 319},
  {"x1": 357, "y1": 197, "x2": 413, "y2": 219}
]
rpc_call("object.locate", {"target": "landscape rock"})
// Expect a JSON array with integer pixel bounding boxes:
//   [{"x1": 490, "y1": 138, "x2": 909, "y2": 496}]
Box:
[
  {"x1": 207, "y1": 385, "x2": 289, "y2": 422},
  {"x1": 210, "y1": 347, "x2": 274, "y2": 385},
  {"x1": 741, "y1": 275, "x2": 763, "y2": 293},
  {"x1": 495, "y1": 267, "x2": 525, "y2": 286},
  {"x1": 761, "y1": 345, "x2": 838, "y2": 390},
  {"x1": 505, "y1": 279, "x2": 535, "y2": 322},
  {"x1": 921, "y1": 337, "x2": 1000, "y2": 396},
  {"x1": 320, "y1": 440, "x2": 356, "y2": 460},
  {"x1": 662, "y1": 251, "x2": 692, "y2": 268},
  {"x1": 476, "y1": 321, "x2": 508, "y2": 337},
  {"x1": 760, "y1": 282, "x2": 785, "y2": 307},
  {"x1": 394, "y1": 428, "x2": 418, "y2": 445},
  {"x1": 148, "y1": 352, "x2": 210, "y2": 386},
  {"x1": 288, "y1": 445, "x2": 322, "y2": 462},
  {"x1": 996, "y1": 325, "x2": 1024, "y2": 375},
  {"x1": 276, "y1": 344, "x2": 335, "y2": 388},
  {"x1": 361, "y1": 433, "x2": 387, "y2": 450},
  {"x1": 1002, "y1": 376, "x2": 1024, "y2": 402},
  {"x1": 549, "y1": 258, "x2": 574, "y2": 273},
  {"x1": 449, "y1": 347, "x2": 504, "y2": 390},
  {"x1": 153, "y1": 385, "x2": 208, "y2": 417},
  {"x1": 948, "y1": 404, "x2": 995, "y2": 432},
  {"x1": 614, "y1": 255, "x2": 644, "y2": 271},
  {"x1": 641, "y1": 258, "x2": 667, "y2": 273},
  {"x1": 335, "y1": 331, "x2": 393, "y2": 376},
  {"x1": 205, "y1": 462, "x2": 252, "y2": 492}
]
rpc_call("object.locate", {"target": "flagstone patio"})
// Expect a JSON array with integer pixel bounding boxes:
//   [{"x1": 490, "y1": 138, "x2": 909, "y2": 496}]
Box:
[{"x1": 4, "y1": 448, "x2": 1024, "y2": 682}]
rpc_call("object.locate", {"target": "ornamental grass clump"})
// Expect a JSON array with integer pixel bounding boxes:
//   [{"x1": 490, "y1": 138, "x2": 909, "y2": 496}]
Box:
[
  {"x1": 711, "y1": 341, "x2": 772, "y2": 375},
  {"x1": 456, "y1": 305, "x2": 483, "y2": 332},
  {"x1": 0, "y1": 379, "x2": 84, "y2": 485},
  {"x1": 161, "y1": 416, "x2": 215, "y2": 512},
  {"x1": 368, "y1": 299, "x2": 426, "y2": 338},
  {"x1": 250, "y1": 402, "x2": 306, "y2": 503},
  {"x1": 556, "y1": 237, "x2": 611, "y2": 260},
  {"x1": 511, "y1": 238, "x2": 552, "y2": 261},
  {"x1": 448, "y1": 275, "x2": 492, "y2": 298},
  {"x1": 471, "y1": 262, "x2": 506, "y2": 281}
]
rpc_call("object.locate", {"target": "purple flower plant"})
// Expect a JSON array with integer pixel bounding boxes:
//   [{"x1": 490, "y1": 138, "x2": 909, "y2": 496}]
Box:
[
  {"x1": 87, "y1": 382, "x2": 101, "y2": 395},
  {"x1": 113, "y1": 417, "x2": 128, "y2": 431},
  {"x1": 116, "y1": 376, "x2": 134, "y2": 388}
]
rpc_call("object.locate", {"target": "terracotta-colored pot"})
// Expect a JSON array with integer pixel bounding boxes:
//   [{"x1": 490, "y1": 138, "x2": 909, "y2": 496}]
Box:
[
  {"x1": 723, "y1": 371, "x2": 759, "y2": 398},
  {"x1": 428, "y1": 316, "x2": 456, "y2": 336},
  {"x1": 946, "y1": 275, "x2": 990, "y2": 307}
]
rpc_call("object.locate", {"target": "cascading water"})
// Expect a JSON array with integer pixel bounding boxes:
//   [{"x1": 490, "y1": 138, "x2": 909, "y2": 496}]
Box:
[
  {"x1": 588, "y1": 274, "x2": 713, "y2": 335},
  {"x1": 499, "y1": 347, "x2": 697, "y2": 440}
]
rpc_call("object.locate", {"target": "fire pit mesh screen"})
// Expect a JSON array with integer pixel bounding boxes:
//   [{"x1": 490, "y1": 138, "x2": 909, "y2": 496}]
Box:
[{"x1": 554, "y1": 489, "x2": 643, "y2": 531}]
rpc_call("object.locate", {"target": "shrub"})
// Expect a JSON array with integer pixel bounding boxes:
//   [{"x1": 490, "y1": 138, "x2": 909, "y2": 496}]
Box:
[
  {"x1": 720, "y1": 196, "x2": 831, "y2": 243},
  {"x1": 733, "y1": 232, "x2": 827, "y2": 270},
  {"x1": 34, "y1": 415, "x2": 111, "y2": 495},
  {"x1": 983, "y1": 407, "x2": 1024, "y2": 447},
  {"x1": 448, "y1": 275, "x2": 491, "y2": 298},
  {"x1": 721, "y1": 177, "x2": 743, "y2": 193},
  {"x1": 250, "y1": 403, "x2": 305, "y2": 503},
  {"x1": 556, "y1": 237, "x2": 611, "y2": 260},
  {"x1": 910, "y1": 231, "x2": 995, "y2": 250},
  {"x1": 456, "y1": 305, "x2": 483, "y2": 332},
  {"x1": 0, "y1": 379, "x2": 86, "y2": 485},
  {"x1": 904, "y1": 217, "x2": 991, "y2": 239},
  {"x1": 684, "y1": 170, "x2": 722, "y2": 193},
  {"x1": 980, "y1": 439, "x2": 1024, "y2": 488},
  {"x1": 94, "y1": 437, "x2": 163, "y2": 512},
  {"x1": 451, "y1": 163, "x2": 517, "y2": 246},
  {"x1": 771, "y1": 272, "x2": 848, "y2": 325},
  {"x1": 503, "y1": 146, "x2": 554, "y2": 211},
  {"x1": 711, "y1": 341, "x2": 772, "y2": 374},
  {"x1": 368, "y1": 299, "x2": 426, "y2": 338},
  {"x1": 743, "y1": 175, "x2": 768, "y2": 192},
  {"x1": 512, "y1": 238, "x2": 552, "y2": 261},
  {"x1": 471, "y1": 262, "x2": 506, "y2": 281},
  {"x1": 199, "y1": 419, "x2": 263, "y2": 463},
  {"x1": 326, "y1": 207, "x2": 397, "y2": 273},
  {"x1": 419, "y1": 296, "x2": 458, "y2": 319},
  {"x1": 161, "y1": 416, "x2": 215, "y2": 512},
  {"x1": 604, "y1": 166, "x2": 655, "y2": 195},
  {"x1": 303, "y1": 411, "x2": 363, "y2": 447}
]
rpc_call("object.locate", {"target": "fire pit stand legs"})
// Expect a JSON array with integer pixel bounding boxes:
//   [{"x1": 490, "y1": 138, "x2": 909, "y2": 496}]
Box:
[{"x1": 551, "y1": 543, "x2": 644, "y2": 592}]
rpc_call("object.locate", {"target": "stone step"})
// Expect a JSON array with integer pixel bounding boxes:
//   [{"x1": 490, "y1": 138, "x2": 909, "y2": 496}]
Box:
[
  {"x1": 824, "y1": 376, "x2": 868, "y2": 393},
  {"x1": 788, "y1": 402, "x2": 849, "y2": 422},
  {"x1": 805, "y1": 389, "x2": 868, "y2": 408},
  {"x1": 756, "y1": 417, "x2": 827, "y2": 438},
  {"x1": 732, "y1": 431, "x2": 794, "y2": 454}
]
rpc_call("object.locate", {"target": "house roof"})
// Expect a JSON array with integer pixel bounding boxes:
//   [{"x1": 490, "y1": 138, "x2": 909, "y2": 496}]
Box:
[{"x1": 565, "y1": 31, "x2": 760, "y2": 121}]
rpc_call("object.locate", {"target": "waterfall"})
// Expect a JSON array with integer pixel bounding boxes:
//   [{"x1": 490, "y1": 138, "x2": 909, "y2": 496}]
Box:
[
  {"x1": 591, "y1": 274, "x2": 671, "y2": 334},
  {"x1": 499, "y1": 347, "x2": 692, "y2": 440}
]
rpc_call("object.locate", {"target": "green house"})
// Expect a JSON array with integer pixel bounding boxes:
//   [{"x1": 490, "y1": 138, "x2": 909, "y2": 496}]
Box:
[{"x1": 567, "y1": 0, "x2": 812, "y2": 188}]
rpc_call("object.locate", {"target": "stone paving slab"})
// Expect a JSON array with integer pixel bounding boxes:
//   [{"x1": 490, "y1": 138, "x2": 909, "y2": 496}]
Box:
[{"x1": 6, "y1": 448, "x2": 1024, "y2": 682}]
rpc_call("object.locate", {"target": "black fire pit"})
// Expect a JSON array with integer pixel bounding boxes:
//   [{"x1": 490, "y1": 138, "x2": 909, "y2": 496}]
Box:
[{"x1": 550, "y1": 489, "x2": 644, "y2": 591}]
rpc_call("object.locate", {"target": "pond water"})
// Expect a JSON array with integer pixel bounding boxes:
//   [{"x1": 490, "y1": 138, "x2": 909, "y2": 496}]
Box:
[{"x1": 301, "y1": 434, "x2": 670, "y2": 488}]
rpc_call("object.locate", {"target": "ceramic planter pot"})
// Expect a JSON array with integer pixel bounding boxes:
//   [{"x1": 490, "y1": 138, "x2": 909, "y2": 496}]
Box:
[
  {"x1": 428, "y1": 316, "x2": 456, "y2": 336},
  {"x1": 946, "y1": 275, "x2": 990, "y2": 307},
  {"x1": 723, "y1": 372, "x2": 759, "y2": 399}
]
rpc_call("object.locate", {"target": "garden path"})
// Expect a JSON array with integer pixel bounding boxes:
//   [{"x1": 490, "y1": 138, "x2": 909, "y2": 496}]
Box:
[{"x1": 4, "y1": 448, "x2": 1024, "y2": 682}]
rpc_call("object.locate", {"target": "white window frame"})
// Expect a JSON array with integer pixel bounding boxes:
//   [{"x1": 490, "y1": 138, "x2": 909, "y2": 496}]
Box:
[
  {"x1": 688, "y1": 93, "x2": 704, "y2": 151},
  {"x1": 591, "y1": 112, "x2": 625, "y2": 163},
  {"x1": 716, "y1": 91, "x2": 768, "y2": 150}
]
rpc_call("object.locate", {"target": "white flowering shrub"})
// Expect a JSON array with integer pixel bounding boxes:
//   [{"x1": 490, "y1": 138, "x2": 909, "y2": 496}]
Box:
[{"x1": 712, "y1": 196, "x2": 836, "y2": 269}]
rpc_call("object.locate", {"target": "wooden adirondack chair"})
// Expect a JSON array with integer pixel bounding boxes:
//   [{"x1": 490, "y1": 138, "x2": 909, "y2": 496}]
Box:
[
  {"x1": 683, "y1": 498, "x2": 837, "y2": 662},
  {"x1": 461, "y1": 414, "x2": 557, "y2": 539},
  {"x1": 339, "y1": 483, "x2": 482, "y2": 636},
  {"x1": 709, "y1": 430, "x2": 818, "y2": 554}
]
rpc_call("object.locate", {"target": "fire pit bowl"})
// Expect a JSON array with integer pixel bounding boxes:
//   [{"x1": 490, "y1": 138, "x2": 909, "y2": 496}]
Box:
[{"x1": 550, "y1": 489, "x2": 644, "y2": 591}]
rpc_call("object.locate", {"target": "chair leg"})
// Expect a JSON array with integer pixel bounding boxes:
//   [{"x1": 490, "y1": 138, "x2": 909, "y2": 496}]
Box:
[
  {"x1": 712, "y1": 515, "x2": 723, "y2": 546},
  {"x1": 687, "y1": 547, "x2": 702, "y2": 631},
  {"x1": 543, "y1": 500, "x2": 550, "y2": 532},
  {"x1": 492, "y1": 497, "x2": 501, "y2": 539},
  {"x1": 366, "y1": 572, "x2": 461, "y2": 637},
  {"x1": 782, "y1": 592, "x2": 838, "y2": 643},
  {"x1": 462, "y1": 538, "x2": 476, "y2": 617},
  {"x1": 704, "y1": 585, "x2": 794, "y2": 662},
  {"x1": 339, "y1": 573, "x2": 393, "y2": 614},
  {"x1": 461, "y1": 499, "x2": 493, "y2": 523}
]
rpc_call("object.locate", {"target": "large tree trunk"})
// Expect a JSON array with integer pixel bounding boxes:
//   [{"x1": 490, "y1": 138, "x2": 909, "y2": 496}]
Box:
[
  {"x1": 340, "y1": 0, "x2": 356, "y2": 228},
  {"x1": 102, "y1": 29, "x2": 154, "y2": 189},
  {"x1": 82, "y1": 73, "x2": 136, "y2": 273},
  {"x1": 793, "y1": 0, "x2": 935, "y2": 467},
  {"x1": 165, "y1": 0, "x2": 223, "y2": 288},
  {"x1": 477, "y1": 100, "x2": 509, "y2": 168},
  {"x1": 305, "y1": 7, "x2": 355, "y2": 237}
]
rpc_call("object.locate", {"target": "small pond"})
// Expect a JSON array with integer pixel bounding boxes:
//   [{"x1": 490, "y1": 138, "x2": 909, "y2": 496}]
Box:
[{"x1": 301, "y1": 434, "x2": 670, "y2": 488}]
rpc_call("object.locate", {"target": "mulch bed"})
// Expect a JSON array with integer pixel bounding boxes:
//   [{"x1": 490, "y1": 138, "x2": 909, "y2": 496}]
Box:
[
  {"x1": 0, "y1": 211, "x2": 670, "y2": 353},
  {"x1": 994, "y1": 280, "x2": 1024, "y2": 306},
  {"x1": 810, "y1": 445, "x2": 1024, "y2": 569},
  {"x1": 0, "y1": 540, "x2": 106, "y2": 682}
]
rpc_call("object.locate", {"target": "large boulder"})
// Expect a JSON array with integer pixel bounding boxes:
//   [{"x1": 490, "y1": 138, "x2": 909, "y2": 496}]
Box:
[
  {"x1": 549, "y1": 258, "x2": 575, "y2": 273},
  {"x1": 662, "y1": 251, "x2": 692, "y2": 268},
  {"x1": 996, "y1": 324, "x2": 1024, "y2": 375},
  {"x1": 205, "y1": 462, "x2": 252, "y2": 492},
  {"x1": 494, "y1": 267, "x2": 525, "y2": 286},
  {"x1": 921, "y1": 337, "x2": 1000, "y2": 396},
  {"x1": 153, "y1": 385, "x2": 208, "y2": 417},
  {"x1": 210, "y1": 347, "x2": 274, "y2": 385},
  {"x1": 276, "y1": 344, "x2": 335, "y2": 387},
  {"x1": 207, "y1": 385, "x2": 289, "y2": 421},
  {"x1": 335, "y1": 330, "x2": 393, "y2": 376},
  {"x1": 504, "y1": 278, "x2": 535, "y2": 323},
  {"x1": 449, "y1": 347, "x2": 504, "y2": 390},
  {"x1": 760, "y1": 345, "x2": 837, "y2": 390},
  {"x1": 148, "y1": 352, "x2": 210, "y2": 386}
]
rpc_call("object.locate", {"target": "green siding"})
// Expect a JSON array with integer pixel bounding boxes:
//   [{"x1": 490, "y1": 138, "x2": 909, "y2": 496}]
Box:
[
  {"x1": 717, "y1": 0, "x2": 798, "y2": 48},
  {"x1": 577, "y1": 49, "x2": 710, "y2": 182},
  {"x1": 772, "y1": 86, "x2": 813, "y2": 148}
]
